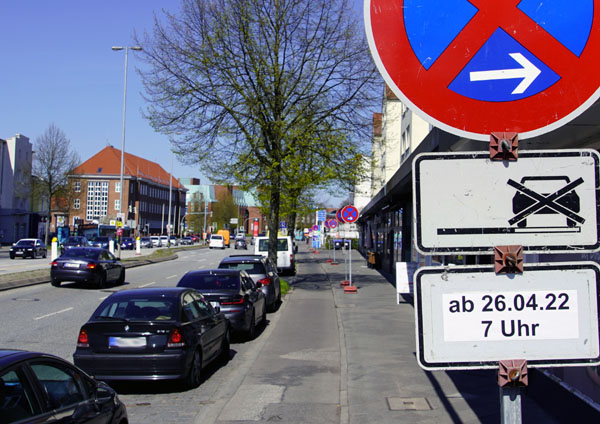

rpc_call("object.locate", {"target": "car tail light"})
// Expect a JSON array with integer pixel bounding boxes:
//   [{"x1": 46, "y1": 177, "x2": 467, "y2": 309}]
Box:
[
  {"x1": 221, "y1": 295, "x2": 244, "y2": 305},
  {"x1": 167, "y1": 328, "x2": 185, "y2": 348},
  {"x1": 258, "y1": 277, "x2": 271, "y2": 286},
  {"x1": 86, "y1": 263, "x2": 97, "y2": 270},
  {"x1": 51, "y1": 260, "x2": 58, "y2": 267},
  {"x1": 77, "y1": 329, "x2": 89, "y2": 348}
]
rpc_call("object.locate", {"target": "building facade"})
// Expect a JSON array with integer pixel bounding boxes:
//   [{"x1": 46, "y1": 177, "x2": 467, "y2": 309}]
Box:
[
  {"x1": 67, "y1": 146, "x2": 186, "y2": 235},
  {"x1": 0, "y1": 134, "x2": 33, "y2": 243}
]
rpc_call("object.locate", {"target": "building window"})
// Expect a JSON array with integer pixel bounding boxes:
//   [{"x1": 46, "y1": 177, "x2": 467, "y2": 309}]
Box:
[
  {"x1": 86, "y1": 181, "x2": 109, "y2": 220},
  {"x1": 115, "y1": 199, "x2": 121, "y2": 211},
  {"x1": 115, "y1": 182, "x2": 121, "y2": 193},
  {"x1": 74, "y1": 181, "x2": 81, "y2": 192},
  {"x1": 74, "y1": 199, "x2": 80, "y2": 209}
]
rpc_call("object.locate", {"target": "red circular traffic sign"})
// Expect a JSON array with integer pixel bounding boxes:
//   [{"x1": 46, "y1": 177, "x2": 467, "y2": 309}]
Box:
[
  {"x1": 336, "y1": 209, "x2": 346, "y2": 224},
  {"x1": 341, "y1": 205, "x2": 359, "y2": 223},
  {"x1": 329, "y1": 219, "x2": 338, "y2": 229},
  {"x1": 366, "y1": 0, "x2": 600, "y2": 140}
]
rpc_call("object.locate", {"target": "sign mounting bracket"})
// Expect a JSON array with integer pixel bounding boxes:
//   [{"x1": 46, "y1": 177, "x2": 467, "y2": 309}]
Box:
[
  {"x1": 494, "y1": 245, "x2": 523, "y2": 274},
  {"x1": 490, "y1": 132, "x2": 519, "y2": 161}
]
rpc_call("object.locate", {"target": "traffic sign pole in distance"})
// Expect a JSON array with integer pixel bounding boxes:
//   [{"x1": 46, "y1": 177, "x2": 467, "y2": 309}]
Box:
[
  {"x1": 365, "y1": 0, "x2": 600, "y2": 140},
  {"x1": 415, "y1": 262, "x2": 600, "y2": 371}
]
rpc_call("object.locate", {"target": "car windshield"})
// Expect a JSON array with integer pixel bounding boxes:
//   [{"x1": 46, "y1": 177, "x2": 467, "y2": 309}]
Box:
[
  {"x1": 179, "y1": 274, "x2": 239, "y2": 290},
  {"x1": 95, "y1": 297, "x2": 177, "y2": 321},
  {"x1": 219, "y1": 262, "x2": 264, "y2": 274},
  {"x1": 61, "y1": 248, "x2": 100, "y2": 260},
  {"x1": 15, "y1": 240, "x2": 34, "y2": 247},
  {"x1": 258, "y1": 239, "x2": 289, "y2": 251},
  {"x1": 212, "y1": 235, "x2": 223, "y2": 240},
  {"x1": 65, "y1": 237, "x2": 80, "y2": 243}
]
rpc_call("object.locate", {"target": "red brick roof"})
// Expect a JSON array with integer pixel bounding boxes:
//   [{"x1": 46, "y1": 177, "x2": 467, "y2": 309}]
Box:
[{"x1": 72, "y1": 146, "x2": 185, "y2": 189}]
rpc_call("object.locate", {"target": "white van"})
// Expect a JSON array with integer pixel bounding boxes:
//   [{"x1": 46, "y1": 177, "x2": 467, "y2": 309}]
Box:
[
  {"x1": 254, "y1": 236, "x2": 295, "y2": 275},
  {"x1": 209, "y1": 234, "x2": 225, "y2": 249}
]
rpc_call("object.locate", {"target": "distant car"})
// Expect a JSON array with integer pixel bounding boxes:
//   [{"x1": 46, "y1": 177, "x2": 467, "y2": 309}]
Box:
[
  {"x1": 50, "y1": 247, "x2": 125, "y2": 289},
  {"x1": 181, "y1": 236, "x2": 193, "y2": 245},
  {"x1": 89, "y1": 236, "x2": 112, "y2": 249},
  {"x1": 209, "y1": 235, "x2": 225, "y2": 249},
  {"x1": 73, "y1": 287, "x2": 230, "y2": 388},
  {"x1": 235, "y1": 233, "x2": 246, "y2": 240},
  {"x1": 150, "y1": 236, "x2": 161, "y2": 247},
  {"x1": 177, "y1": 269, "x2": 267, "y2": 339},
  {"x1": 219, "y1": 254, "x2": 281, "y2": 312},
  {"x1": 140, "y1": 236, "x2": 153, "y2": 248},
  {"x1": 0, "y1": 349, "x2": 127, "y2": 424},
  {"x1": 60, "y1": 236, "x2": 89, "y2": 253},
  {"x1": 160, "y1": 236, "x2": 169, "y2": 247},
  {"x1": 168, "y1": 235, "x2": 179, "y2": 246},
  {"x1": 120, "y1": 237, "x2": 135, "y2": 250},
  {"x1": 234, "y1": 239, "x2": 248, "y2": 250},
  {"x1": 9, "y1": 238, "x2": 47, "y2": 259},
  {"x1": 190, "y1": 235, "x2": 199, "y2": 243}
]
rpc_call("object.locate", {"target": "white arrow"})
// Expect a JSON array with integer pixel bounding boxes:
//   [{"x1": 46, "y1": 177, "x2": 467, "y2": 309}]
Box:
[{"x1": 469, "y1": 53, "x2": 541, "y2": 95}]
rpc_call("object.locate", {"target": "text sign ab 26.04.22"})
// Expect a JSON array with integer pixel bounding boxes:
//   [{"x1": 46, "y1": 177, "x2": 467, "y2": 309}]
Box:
[{"x1": 414, "y1": 263, "x2": 600, "y2": 371}]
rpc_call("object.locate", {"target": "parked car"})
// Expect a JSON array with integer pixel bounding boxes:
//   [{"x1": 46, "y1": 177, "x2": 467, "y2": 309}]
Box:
[
  {"x1": 140, "y1": 236, "x2": 153, "y2": 248},
  {"x1": 50, "y1": 247, "x2": 125, "y2": 289},
  {"x1": 254, "y1": 236, "x2": 296, "y2": 275},
  {"x1": 177, "y1": 269, "x2": 267, "y2": 339},
  {"x1": 150, "y1": 236, "x2": 161, "y2": 247},
  {"x1": 190, "y1": 235, "x2": 199, "y2": 243},
  {"x1": 181, "y1": 236, "x2": 194, "y2": 245},
  {"x1": 219, "y1": 254, "x2": 281, "y2": 312},
  {"x1": 209, "y1": 235, "x2": 225, "y2": 249},
  {"x1": 0, "y1": 349, "x2": 127, "y2": 424},
  {"x1": 89, "y1": 236, "x2": 112, "y2": 249},
  {"x1": 168, "y1": 235, "x2": 179, "y2": 246},
  {"x1": 235, "y1": 233, "x2": 246, "y2": 240},
  {"x1": 120, "y1": 237, "x2": 135, "y2": 250},
  {"x1": 234, "y1": 238, "x2": 248, "y2": 250},
  {"x1": 9, "y1": 238, "x2": 47, "y2": 259},
  {"x1": 60, "y1": 236, "x2": 89, "y2": 253},
  {"x1": 73, "y1": 287, "x2": 230, "y2": 388},
  {"x1": 160, "y1": 235, "x2": 169, "y2": 247}
]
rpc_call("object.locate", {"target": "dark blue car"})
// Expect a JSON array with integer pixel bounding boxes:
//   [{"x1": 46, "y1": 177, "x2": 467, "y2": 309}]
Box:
[{"x1": 0, "y1": 349, "x2": 127, "y2": 423}]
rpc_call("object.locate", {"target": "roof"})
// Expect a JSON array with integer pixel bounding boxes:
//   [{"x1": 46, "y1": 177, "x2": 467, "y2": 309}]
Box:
[
  {"x1": 220, "y1": 255, "x2": 265, "y2": 263},
  {"x1": 107, "y1": 287, "x2": 190, "y2": 299},
  {"x1": 72, "y1": 146, "x2": 185, "y2": 190}
]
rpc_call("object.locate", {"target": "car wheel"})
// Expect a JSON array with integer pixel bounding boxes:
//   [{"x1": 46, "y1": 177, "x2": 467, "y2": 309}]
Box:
[
  {"x1": 219, "y1": 328, "x2": 230, "y2": 363},
  {"x1": 247, "y1": 312, "x2": 256, "y2": 340},
  {"x1": 97, "y1": 272, "x2": 107, "y2": 289},
  {"x1": 43, "y1": 250, "x2": 47, "y2": 258},
  {"x1": 9, "y1": 255, "x2": 14, "y2": 259},
  {"x1": 186, "y1": 349, "x2": 202, "y2": 389},
  {"x1": 116, "y1": 268, "x2": 125, "y2": 285},
  {"x1": 261, "y1": 302, "x2": 267, "y2": 326},
  {"x1": 51, "y1": 278, "x2": 61, "y2": 287}
]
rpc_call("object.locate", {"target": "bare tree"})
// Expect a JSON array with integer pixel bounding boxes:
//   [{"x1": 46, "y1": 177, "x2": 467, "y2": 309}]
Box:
[
  {"x1": 32, "y1": 124, "x2": 80, "y2": 244},
  {"x1": 138, "y1": 0, "x2": 379, "y2": 263}
]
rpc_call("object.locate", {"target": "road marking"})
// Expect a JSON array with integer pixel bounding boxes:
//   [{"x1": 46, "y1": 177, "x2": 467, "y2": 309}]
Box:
[
  {"x1": 139, "y1": 282, "x2": 156, "y2": 287},
  {"x1": 166, "y1": 275, "x2": 178, "y2": 280},
  {"x1": 34, "y1": 307, "x2": 73, "y2": 320}
]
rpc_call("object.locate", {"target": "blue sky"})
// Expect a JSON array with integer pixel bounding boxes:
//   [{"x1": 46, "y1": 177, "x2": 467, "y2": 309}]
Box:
[{"x1": 1, "y1": 0, "x2": 365, "y2": 206}]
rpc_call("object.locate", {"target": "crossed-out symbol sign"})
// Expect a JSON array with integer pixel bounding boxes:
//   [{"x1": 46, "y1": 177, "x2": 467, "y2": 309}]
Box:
[
  {"x1": 366, "y1": 0, "x2": 600, "y2": 140},
  {"x1": 342, "y1": 205, "x2": 358, "y2": 223},
  {"x1": 508, "y1": 176, "x2": 584, "y2": 227}
]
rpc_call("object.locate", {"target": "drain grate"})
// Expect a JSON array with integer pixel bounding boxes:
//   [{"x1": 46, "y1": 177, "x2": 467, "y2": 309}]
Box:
[{"x1": 387, "y1": 397, "x2": 432, "y2": 411}]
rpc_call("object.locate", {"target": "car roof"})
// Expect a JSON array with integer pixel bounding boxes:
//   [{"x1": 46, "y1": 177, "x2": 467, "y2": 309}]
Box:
[
  {"x1": 220, "y1": 255, "x2": 265, "y2": 264},
  {"x1": 182, "y1": 269, "x2": 243, "y2": 278},
  {"x1": 105, "y1": 287, "x2": 191, "y2": 300},
  {"x1": 0, "y1": 349, "x2": 61, "y2": 368}
]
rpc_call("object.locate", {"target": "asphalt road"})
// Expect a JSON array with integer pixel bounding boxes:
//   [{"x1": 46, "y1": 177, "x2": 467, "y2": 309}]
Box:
[{"x1": 0, "y1": 244, "x2": 273, "y2": 423}]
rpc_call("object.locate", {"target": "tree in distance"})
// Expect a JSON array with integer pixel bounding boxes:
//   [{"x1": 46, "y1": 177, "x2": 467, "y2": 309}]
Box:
[
  {"x1": 32, "y1": 124, "x2": 80, "y2": 245},
  {"x1": 137, "y1": 0, "x2": 379, "y2": 264}
]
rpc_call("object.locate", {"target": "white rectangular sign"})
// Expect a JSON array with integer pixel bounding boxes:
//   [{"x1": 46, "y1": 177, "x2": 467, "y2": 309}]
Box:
[
  {"x1": 413, "y1": 150, "x2": 600, "y2": 254},
  {"x1": 415, "y1": 262, "x2": 600, "y2": 370}
]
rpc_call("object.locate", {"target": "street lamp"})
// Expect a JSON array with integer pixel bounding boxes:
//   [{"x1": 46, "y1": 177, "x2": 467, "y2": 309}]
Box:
[{"x1": 112, "y1": 45, "x2": 141, "y2": 256}]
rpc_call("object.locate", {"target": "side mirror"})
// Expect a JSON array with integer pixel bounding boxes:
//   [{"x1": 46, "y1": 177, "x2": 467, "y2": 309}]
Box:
[{"x1": 95, "y1": 383, "x2": 115, "y2": 406}]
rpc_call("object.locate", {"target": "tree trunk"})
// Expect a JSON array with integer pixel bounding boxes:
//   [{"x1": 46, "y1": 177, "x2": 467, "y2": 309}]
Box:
[{"x1": 268, "y1": 170, "x2": 281, "y2": 268}]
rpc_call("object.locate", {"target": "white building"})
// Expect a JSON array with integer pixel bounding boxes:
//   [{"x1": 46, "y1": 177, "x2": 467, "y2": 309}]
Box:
[{"x1": 0, "y1": 134, "x2": 33, "y2": 242}]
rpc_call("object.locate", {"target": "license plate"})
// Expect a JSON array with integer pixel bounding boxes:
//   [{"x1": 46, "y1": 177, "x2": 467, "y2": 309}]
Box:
[
  {"x1": 109, "y1": 337, "x2": 146, "y2": 348},
  {"x1": 15, "y1": 251, "x2": 23, "y2": 255},
  {"x1": 64, "y1": 263, "x2": 79, "y2": 268}
]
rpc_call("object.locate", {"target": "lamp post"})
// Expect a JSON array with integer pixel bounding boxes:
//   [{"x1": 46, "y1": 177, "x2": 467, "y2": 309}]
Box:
[{"x1": 112, "y1": 45, "x2": 142, "y2": 256}]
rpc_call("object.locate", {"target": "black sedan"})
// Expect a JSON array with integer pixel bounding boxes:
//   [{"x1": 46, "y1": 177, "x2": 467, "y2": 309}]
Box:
[
  {"x1": 177, "y1": 269, "x2": 267, "y2": 339},
  {"x1": 73, "y1": 287, "x2": 230, "y2": 388},
  {"x1": 9, "y1": 238, "x2": 47, "y2": 259},
  {"x1": 0, "y1": 349, "x2": 127, "y2": 424},
  {"x1": 51, "y1": 247, "x2": 125, "y2": 289},
  {"x1": 234, "y1": 238, "x2": 248, "y2": 250}
]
